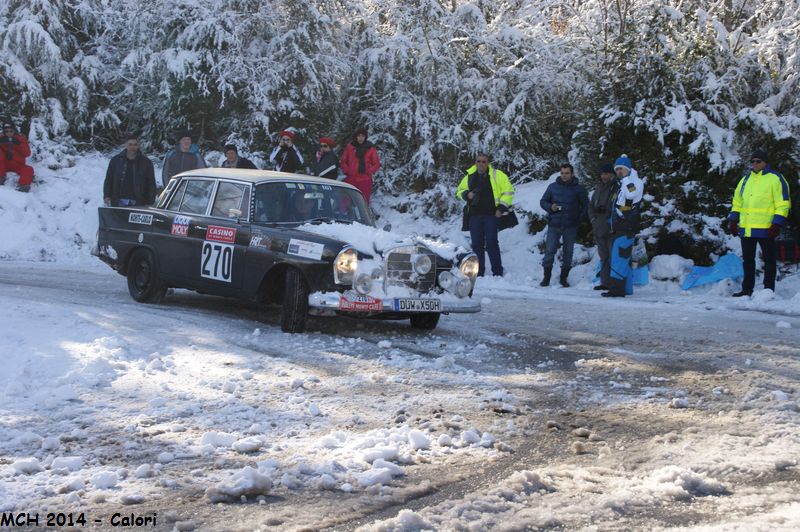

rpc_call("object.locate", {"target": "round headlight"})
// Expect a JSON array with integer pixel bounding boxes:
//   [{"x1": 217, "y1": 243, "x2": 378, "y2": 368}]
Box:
[
  {"x1": 438, "y1": 271, "x2": 454, "y2": 290},
  {"x1": 354, "y1": 272, "x2": 373, "y2": 294},
  {"x1": 370, "y1": 267, "x2": 385, "y2": 281},
  {"x1": 334, "y1": 248, "x2": 358, "y2": 285},
  {"x1": 455, "y1": 277, "x2": 472, "y2": 298},
  {"x1": 459, "y1": 255, "x2": 479, "y2": 281},
  {"x1": 412, "y1": 254, "x2": 432, "y2": 275}
]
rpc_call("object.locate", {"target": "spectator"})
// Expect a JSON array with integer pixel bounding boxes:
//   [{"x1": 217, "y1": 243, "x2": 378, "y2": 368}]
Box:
[
  {"x1": 269, "y1": 130, "x2": 303, "y2": 173},
  {"x1": 727, "y1": 148, "x2": 791, "y2": 297},
  {"x1": 103, "y1": 134, "x2": 156, "y2": 207},
  {"x1": 221, "y1": 144, "x2": 257, "y2": 169},
  {"x1": 603, "y1": 154, "x2": 644, "y2": 298},
  {"x1": 162, "y1": 130, "x2": 207, "y2": 188},
  {"x1": 311, "y1": 137, "x2": 339, "y2": 179},
  {"x1": 539, "y1": 163, "x2": 589, "y2": 287},
  {"x1": 0, "y1": 120, "x2": 34, "y2": 192},
  {"x1": 456, "y1": 153, "x2": 515, "y2": 277},
  {"x1": 588, "y1": 163, "x2": 620, "y2": 290},
  {"x1": 341, "y1": 127, "x2": 380, "y2": 204}
]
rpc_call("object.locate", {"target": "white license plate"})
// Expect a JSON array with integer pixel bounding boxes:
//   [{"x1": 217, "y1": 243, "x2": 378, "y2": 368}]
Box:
[{"x1": 393, "y1": 298, "x2": 441, "y2": 312}]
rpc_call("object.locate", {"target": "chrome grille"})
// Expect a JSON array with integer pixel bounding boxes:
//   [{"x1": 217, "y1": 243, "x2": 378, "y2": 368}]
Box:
[{"x1": 384, "y1": 245, "x2": 437, "y2": 292}]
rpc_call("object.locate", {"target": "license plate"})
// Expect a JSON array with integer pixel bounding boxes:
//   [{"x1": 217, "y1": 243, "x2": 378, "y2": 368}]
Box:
[{"x1": 393, "y1": 298, "x2": 441, "y2": 312}]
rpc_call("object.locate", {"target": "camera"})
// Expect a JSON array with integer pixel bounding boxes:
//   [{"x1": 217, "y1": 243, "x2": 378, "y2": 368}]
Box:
[{"x1": 555, "y1": 205, "x2": 562, "y2": 211}]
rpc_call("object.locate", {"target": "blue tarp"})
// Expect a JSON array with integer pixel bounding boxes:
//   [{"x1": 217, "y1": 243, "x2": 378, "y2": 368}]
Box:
[
  {"x1": 681, "y1": 253, "x2": 743, "y2": 290},
  {"x1": 594, "y1": 262, "x2": 649, "y2": 292}
]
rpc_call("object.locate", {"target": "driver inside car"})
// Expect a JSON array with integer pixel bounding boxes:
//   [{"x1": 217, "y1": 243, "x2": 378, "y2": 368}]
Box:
[{"x1": 289, "y1": 191, "x2": 318, "y2": 222}]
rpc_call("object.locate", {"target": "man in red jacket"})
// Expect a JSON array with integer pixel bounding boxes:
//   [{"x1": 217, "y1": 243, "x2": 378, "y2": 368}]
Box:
[
  {"x1": 340, "y1": 127, "x2": 380, "y2": 204},
  {"x1": 0, "y1": 121, "x2": 34, "y2": 192}
]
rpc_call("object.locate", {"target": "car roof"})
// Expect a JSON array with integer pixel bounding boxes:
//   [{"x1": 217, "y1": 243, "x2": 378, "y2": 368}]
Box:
[{"x1": 173, "y1": 168, "x2": 359, "y2": 190}]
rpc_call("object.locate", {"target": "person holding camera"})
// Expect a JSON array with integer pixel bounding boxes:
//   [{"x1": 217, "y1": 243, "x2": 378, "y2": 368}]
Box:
[
  {"x1": 539, "y1": 163, "x2": 588, "y2": 287},
  {"x1": 0, "y1": 120, "x2": 34, "y2": 192},
  {"x1": 588, "y1": 163, "x2": 620, "y2": 290},
  {"x1": 269, "y1": 130, "x2": 303, "y2": 173},
  {"x1": 456, "y1": 153, "x2": 515, "y2": 277}
]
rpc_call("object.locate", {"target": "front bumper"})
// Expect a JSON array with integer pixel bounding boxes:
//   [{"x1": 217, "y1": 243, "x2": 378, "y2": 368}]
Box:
[{"x1": 308, "y1": 292, "x2": 481, "y2": 314}]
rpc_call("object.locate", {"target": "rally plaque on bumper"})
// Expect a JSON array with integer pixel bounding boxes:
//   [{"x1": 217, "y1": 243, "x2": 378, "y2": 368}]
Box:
[{"x1": 393, "y1": 298, "x2": 442, "y2": 312}]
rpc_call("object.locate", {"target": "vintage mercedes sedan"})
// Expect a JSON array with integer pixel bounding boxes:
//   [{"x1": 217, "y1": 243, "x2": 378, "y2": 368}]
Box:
[{"x1": 95, "y1": 169, "x2": 480, "y2": 332}]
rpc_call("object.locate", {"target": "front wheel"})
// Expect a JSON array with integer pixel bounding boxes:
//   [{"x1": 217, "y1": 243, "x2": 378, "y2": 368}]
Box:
[
  {"x1": 127, "y1": 249, "x2": 167, "y2": 303},
  {"x1": 281, "y1": 268, "x2": 309, "y2": 333},
  {"x1": 410, "y1": 312, "x2": 440, "y2": 330}
]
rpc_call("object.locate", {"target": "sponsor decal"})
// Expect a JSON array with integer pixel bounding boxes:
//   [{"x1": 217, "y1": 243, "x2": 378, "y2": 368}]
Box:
[
  {"x1": 128, "y1": 212, "x2": 153, "y2": 225},
  {"x1": 339, "y1": 294, "x2": 382, "y2": 312},
  {"x1": 171, "y1": 215, "x2": 191, "y2": 236},
  {"x1": 206, "y1": 225, "x2": 236, "y2": 243},
  {"x1": 249, "y1": 233, "x2": 271, "y2": 248},
  {"x1": 287, "y1": 239, "x2": 324, "y2": 260}
]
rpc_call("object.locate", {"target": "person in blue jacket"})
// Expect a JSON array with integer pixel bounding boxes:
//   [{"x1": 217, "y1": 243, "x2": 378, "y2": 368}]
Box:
[
  {"x1": 603, "y1": 154, "x2": 644, "y2": 297},
  {"x1": 539, "y1": 163, "x2": 588, "y2": 287}
]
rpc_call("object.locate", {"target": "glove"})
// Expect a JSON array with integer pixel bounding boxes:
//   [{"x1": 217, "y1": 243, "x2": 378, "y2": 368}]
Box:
[
  {"x1": 728, "y1": 220, "x2": 739, "y2": 236},
  {"x1": 768, "y1": 224, "x2": 781, "y2": 239}
]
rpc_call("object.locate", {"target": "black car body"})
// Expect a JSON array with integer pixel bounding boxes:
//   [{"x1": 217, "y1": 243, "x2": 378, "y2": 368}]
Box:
[{"x1": 95, "y1": 169, "x2": 480, "y2": 332}]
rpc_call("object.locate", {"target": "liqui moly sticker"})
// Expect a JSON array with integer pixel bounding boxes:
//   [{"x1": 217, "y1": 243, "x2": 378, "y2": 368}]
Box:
[
  {"x1": 287, "y1": 239, "x2": 324, "y2": 260},
  {"x1": 206, "y1": 225, "x2": 236, "y2": 243},
  {"x1": 339, "y1": 294, "x2": 382, "y2": 312},
  {"x1": 128, "y1": 212, "x2": 153, "y2": 225},
  {"x1": 171, "y1": 215, "x2": 191, "y2": 236}
]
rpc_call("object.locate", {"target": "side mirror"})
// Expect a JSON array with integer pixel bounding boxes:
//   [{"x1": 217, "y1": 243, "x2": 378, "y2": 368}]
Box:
[{"x1": 382, "y1": 223, "x2": 392, "y2": 232}]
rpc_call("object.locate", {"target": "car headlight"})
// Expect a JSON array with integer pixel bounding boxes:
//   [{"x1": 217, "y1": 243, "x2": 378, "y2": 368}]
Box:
[
  {"x1": 370, "y1": 267, "x2": 385, "y2": 283},
  {"x1": 412, "y1": 254, "x2": 432, "y2": 275},
  {"x1": 354, "y1": 272, "x2": 373, "y2": 294},
  {"x1": 459, "y1": 255, "x2": 479, "y2": 281},
  {"x1": 334, "y1": 248, "x2": 357, "y2": 285},
  {"x1": 455, "y1": 277, "x2": 472, "y2": 297},
  {"x1": 438, "y1": 271, "x2": 454, "y2": 290}
]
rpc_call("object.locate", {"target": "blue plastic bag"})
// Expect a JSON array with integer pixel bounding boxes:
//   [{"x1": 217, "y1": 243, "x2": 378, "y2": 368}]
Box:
[{"x1": 681, "y1": 253, "x2": 743, "y2": 290}]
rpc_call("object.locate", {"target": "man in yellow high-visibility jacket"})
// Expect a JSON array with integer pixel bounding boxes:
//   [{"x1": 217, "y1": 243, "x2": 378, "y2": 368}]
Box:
[{"x1": 728, "y1": 148, "x2": 791, "y2": 297}]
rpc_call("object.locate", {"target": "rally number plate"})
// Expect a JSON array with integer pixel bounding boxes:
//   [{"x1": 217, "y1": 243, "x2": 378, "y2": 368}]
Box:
[{"x1": 393, "y1": 298, "x2": 441, "y2": 312}]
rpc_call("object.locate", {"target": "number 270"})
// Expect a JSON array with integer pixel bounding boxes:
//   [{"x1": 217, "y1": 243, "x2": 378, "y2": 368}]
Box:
[{"x1": 201, "y1": 242, "x2": 233, "y2": 282}]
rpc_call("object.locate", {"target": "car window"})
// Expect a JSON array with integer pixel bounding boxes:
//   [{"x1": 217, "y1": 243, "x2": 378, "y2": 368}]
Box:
[
  {"x1": 253, "y1": 182, "x2": 373, "y2": 225},
  {"x1": 211, "y1": 181, "x2": 249, "y2": 219},
  {"x1": 179, "y1": 179, "x2": 215, "y2": 215},
  {"x1": 166, "y1": 180, "x2": 187, "y2": 211}
]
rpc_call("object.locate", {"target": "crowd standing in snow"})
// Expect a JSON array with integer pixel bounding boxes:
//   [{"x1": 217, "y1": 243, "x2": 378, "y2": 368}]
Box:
[
  {"x1": 102, "y1": 135, "x2": 156, "y2": 208},
  {"x1": 0, "y1": 120, "x2": 33, "y2": 193}
]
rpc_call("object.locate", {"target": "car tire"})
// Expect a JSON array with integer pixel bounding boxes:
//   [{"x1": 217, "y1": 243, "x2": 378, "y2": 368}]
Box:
[
  {"x1": 281, "y1": 268, "x2": 309, "y2": 333},
  {"x1": 410, "y1": 312, "x2": 440, "y2": 330},
  {"x1": 127, "y1": 248, "x2": 167, "y2": 303}
]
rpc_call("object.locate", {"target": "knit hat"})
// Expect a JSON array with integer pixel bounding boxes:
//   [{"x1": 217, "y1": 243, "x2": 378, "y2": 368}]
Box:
[
  {"x1": 614, "y1": 154, "x2": 632, "y2": 170},
  {"x1": 353, "y1": 127, "x2": 368, "y2": 139},
  {"x1": 2, "y1": 121, "x2": 13, "y2": 130},
  {"x1": 279, "y1": 130, "x2": 295, "y2": 141},
  {"x1": 751, "y1": 148, "x2": 768, "y2": 162},
  {"x1": 600, "y1": 163, "x2": 614, "y2": 174},
  {"x1": 319, "y1": 137, "x2": 335, "y2": 148},
  {"x1": 176, "y1": 130, "x2": 192, "y2": 142},
  {"x1": 223, "y1": 144, "x2": 237, "y2": 153}
]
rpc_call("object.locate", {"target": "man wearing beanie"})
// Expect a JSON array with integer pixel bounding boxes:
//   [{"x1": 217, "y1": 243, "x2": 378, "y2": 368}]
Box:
[
  {"x1": 221, "y1": 144, "x2": 257, "y2": 169},
  {"x1": 588, "y1": 163, "x2": 620, "y2": 290},
  {"x1": 311, "y1": 137, "x2": 339, "y2": 179},
  {"x1": 603, "y1": 154, "x2": 644, "y2": 297},
  {"x1": 727, "y1": 148, "x2": 791, "y2": 297},
  {"x1": 269, "y1": 130, "x2": 303, "y2": 173}
]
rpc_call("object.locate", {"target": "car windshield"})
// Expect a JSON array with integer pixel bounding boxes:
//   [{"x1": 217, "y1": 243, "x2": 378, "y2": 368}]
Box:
[{"x1": 253, "y1": 181, "x2": 374, "y2": 226}]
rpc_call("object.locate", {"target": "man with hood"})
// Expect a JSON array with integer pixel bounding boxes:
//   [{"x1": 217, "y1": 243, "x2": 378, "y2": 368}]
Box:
[
  {"x1": 603, "y1": 154, "x2": 644, "y2": 298},
  {"x1": 103, "y1": 134, "x2": 156, "y2": 207},
  {"x1": 341, "y1": 127, "x2": 380, "y2": 204},
  {"x1": 162, "y1": 130, "x2": 207, "y2": 188},
  {"x1": 588, "y1": 163, "x2": 620, "y2": 290},
  {"x1": 539, "y1": 163, "x2": 589, "y2": 287},
  {"x1": 311, "y1": 137, "x2": 339, "y2": 179},
  {"x1": 269, "y1": 130, "x2": 303, "y2": 173},
  {"x1": 727, "y1": 148, "x2": 791, "y2": 297},
  {"x1": 0, "y1": 120, "x2": 34, "y2": 192}
]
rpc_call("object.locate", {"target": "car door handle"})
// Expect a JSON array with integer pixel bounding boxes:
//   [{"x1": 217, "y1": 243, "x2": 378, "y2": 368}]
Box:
[{"x1": 195, "y1": 225, "x2": 207, "y2": 231}]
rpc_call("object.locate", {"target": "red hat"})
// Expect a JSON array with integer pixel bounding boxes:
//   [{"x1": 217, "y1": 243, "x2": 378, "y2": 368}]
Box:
[
  {"x1": 319, "y1": 137, "x2": 334, "y2": 148},
  {"x1": 279, "y1": 130, "x2": 295, "y2": 141}
]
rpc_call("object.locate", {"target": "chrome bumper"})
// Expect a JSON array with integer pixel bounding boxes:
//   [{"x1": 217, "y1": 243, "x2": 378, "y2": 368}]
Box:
[{"x1": 308, "y1": 292, "x2": 481, "y2": 314}]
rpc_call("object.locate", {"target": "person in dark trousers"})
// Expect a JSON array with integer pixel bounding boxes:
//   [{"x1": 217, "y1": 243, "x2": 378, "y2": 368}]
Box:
[
  {"x1": 103, "y1": 135, "x2": 156, "y2": 207},
  {"x1": 603, "y1": 154, "x2": 644, "y2": 297},
  {"x1": 162, "y1": 130, "x2": 207, "y2": 188},
  {"x1": 221, "y1": 144, "x2": 257, "y2": 169},
  {"x1": 340, "y1": 127, "x2": 380, "y2": 204},
  {"x1": 0, "y1": 120, "x2": 34, "y2": 192},
  {"x1": 456, "y1": 153, "x2": 515, "y2": 277},
  {"x1": 539, "y1": 163, "x2": 589, "y2": 287},
  {"x1": 311, "y1": 137, "x2": 339, "y2": 179},
  {"x1": 728, "y1": 148, "x2": 791, "y2": 297},
  {"x1": 269, "y1": 130, "x2": 303, "y2": 173},
  {"x1": 588, "y1": 163, "x2": 620, "y2": 290}
]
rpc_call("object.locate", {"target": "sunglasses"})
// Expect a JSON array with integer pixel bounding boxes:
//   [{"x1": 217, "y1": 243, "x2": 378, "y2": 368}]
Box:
[{"x1": 751, "y1": 159, "x2": 764, "y2": 164}]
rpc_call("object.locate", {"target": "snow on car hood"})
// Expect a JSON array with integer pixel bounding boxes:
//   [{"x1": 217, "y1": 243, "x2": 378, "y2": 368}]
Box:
[{"x1": 298, "y1": 221, "x2": 466, "y2": 260}]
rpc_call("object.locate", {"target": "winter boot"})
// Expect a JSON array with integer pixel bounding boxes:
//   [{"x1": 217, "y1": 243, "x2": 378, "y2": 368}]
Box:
[
  {"x1": 539, "y1": 267, "x2": 552, "y2": 287},
  {"x1": 559, "y1": 268, "x2": 570, "y2": 288},
  {"x1": 0, "y1": 175, "x2": 6, "y2": 186},
  {"x1": 15, "y1": 184, "x2": 30, "y2": 193}
]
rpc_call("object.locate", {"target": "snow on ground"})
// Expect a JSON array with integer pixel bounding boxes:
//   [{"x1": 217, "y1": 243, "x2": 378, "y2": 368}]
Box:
[{"x1": 1, "y1": 156, "x2": 800, "y2": 529}]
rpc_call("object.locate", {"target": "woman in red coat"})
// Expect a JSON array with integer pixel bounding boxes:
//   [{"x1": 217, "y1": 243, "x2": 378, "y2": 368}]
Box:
[
  {"x1": 0, "y1": 121, "x2": 34, "y2": 192},
  {"x1": 340, "y1": 127, "x2": 380, "y2": 204}
]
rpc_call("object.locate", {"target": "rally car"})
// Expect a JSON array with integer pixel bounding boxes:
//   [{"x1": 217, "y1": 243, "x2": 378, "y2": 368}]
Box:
[{"x1": 95, "y1": 169, "x2": 480, "y2": 332}]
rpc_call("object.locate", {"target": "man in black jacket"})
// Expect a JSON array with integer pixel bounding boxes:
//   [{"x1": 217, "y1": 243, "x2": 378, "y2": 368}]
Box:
[
  {"x1": 221, "y1": 144, "x2": 257, "y2": 169},
  {"x1": 588, "y1": 163, "x2": 620, "y2": 290},
  {"x1": 103, "y1": 135, "x2": 156, "y2": 207},
  {"x1": 539, "y1": 163, "x2": 588, "y2": 287}
]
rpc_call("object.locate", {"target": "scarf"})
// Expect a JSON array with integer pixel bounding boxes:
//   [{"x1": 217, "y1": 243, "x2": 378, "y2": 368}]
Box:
[{"x1": 353, "y1": 140, "x2": 373, "y2": 175}]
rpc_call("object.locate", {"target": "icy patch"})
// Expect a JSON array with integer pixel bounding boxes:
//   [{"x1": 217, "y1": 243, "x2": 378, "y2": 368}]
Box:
[
  {"x1": 643, "y1": 466, "x2": 727, "y2": 499},
  {"x1": 12, "y1": 457, "x2": 43, "y2": 475},
  {"x1": 91, "y1": 471, "x2": 119, "y2": 489},
  {"x1": 204, "y1": 466, "x2": 273, "y2": 503}
]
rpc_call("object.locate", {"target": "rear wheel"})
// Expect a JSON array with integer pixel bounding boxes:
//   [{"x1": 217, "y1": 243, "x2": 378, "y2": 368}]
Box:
[
  {"x1": 281, "y1": 268, "x2": 309, "y2": 333},
  {"x1": 410, "y1": 312, "x2": 440, "y2": 330},
  {"x1": 127, "y1": 249, "x2": 167, "y2": 303}
]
